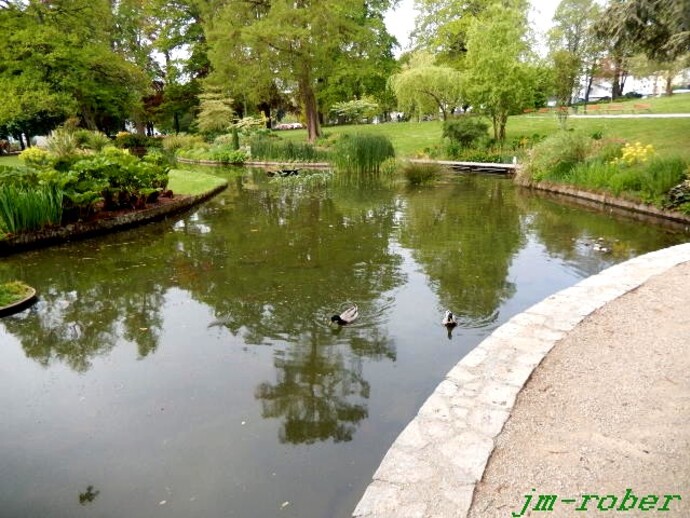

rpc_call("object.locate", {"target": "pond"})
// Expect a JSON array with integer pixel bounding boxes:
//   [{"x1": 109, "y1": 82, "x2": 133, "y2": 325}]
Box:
[{"x1": 1, "y1": 169, "x2": 687, "y2": 517}]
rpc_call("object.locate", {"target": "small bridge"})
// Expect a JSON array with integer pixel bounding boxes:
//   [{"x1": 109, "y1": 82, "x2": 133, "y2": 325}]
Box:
[{"x1": 409, "y1": 159, "x2": 517, "y2": 174}]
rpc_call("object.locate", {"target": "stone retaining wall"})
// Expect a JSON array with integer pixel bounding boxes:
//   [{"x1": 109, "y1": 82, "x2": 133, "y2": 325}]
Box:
[
  {"x1": 515, "y1": 177, "x2": 690, "y2": 226},
  {"x1": 0, "y1": 184, "x2": 227, "y2": 256},
  {"x1": 352, "y1": 243, "x2": 690, "y2": 518}
]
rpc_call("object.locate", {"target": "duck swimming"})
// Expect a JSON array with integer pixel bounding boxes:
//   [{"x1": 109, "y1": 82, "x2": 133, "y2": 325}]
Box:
[
  {"x1": 442, "y1": 310, "x2": 457, "y2": 327},
  {"x1": 331, "y1": 305, "x2": 359, "y2": 326},
  {"x1": 442, "y1": 310, "x2": 458, "y2": 339}
]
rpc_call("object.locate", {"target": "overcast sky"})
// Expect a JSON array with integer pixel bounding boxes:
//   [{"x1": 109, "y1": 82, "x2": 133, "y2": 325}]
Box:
[{"x1": 384, "y1": 0, "x2": 559, "y2": 55}]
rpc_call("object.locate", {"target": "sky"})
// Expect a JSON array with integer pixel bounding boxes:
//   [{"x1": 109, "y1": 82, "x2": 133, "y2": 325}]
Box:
[{"x1": 384, "y1": 0, "x2": 559, "y2": 55}]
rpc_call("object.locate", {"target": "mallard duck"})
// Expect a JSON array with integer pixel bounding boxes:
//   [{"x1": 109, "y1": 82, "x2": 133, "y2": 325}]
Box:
[
  {"x1": 442, "y1": 310, "x2": 458, "y2": 328},
  {"x1": 443, "y1": 310, "x2": 458, "y2": 339},
  {"x1": 331, "y1": 305, "x2": 358, "y2": 325}
]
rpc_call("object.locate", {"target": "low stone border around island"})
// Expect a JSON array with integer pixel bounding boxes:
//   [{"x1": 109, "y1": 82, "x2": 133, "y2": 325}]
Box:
[
  {"x1": 352, "y1": 242, "x2": 690, "y2": 518},
  {"x1": 0, "y1": 183, "x2": 227, "y2": 256},
  {"x1": 176, "y1": 157, "x2": 331, "y2": 169},
  {"x1": 515, "y1": 177, "x2": 690, "y2": 226}
]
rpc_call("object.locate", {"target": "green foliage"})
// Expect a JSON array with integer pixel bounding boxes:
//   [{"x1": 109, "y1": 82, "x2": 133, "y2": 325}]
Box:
[
  {"x1": 0, "y1": 281, "x2": 32, "y2": 307},
  {"x1": 115, "y1": 132, "x2": 152, "y2": 149},
  {"x1": 68, "y1": 148, "x2": 169, "y2": 210},
  {"x1": 19, "y1": 148, "x2": 53, "y2": 169},
  {"x1": 401, "y1": 162, "x2": 444, "y2": 186},
  {"x1": 195, "y1": 91, "x2": 235, "y2": 137},
  {"x1": 463, "y1": 2, "x2": 535, "y2": 141},
  {"x1": 0, "y1": 184, "x2": 63, "y2": 234},
  {"x1": 524, "y1": 131, "x2": 591, "y2": 181},
  {"x1": 443, "y1": 118, "x2": 490, "y2": 148},
  {"x1": 388, "y1": 53, "x2": 464, "y2": 120},
  {"x1": 162, "y1": 134, "x2": 206, "y2": 154},
  {"x1": 268, "y1": 170, "x2": 334, "y2": 190},
  {"x1": 248, "y1": 137, "x2": 328, "y2": 163},
  {"x1": 330, "y1": 97, "x2": 380, "y2": 124},
  {"x1": 0, "y1": 1, "x2": 148, "y2": 138},
  {"x1": 84, "y1": 132, "x2": 112, "y2": 152},
  {"x1": 333, "y1": 134, "x2": 395, "y2": 180}
]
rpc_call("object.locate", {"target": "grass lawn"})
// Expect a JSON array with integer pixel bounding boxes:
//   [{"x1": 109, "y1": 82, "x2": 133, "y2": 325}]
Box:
[
  {"x1": 278, "y1": 108, "x2": 690, "y2": 161},
  {"x1": 168, "y1": 168, "x2": 227, "y2": 195},
  {"x1": 0, "y1": 155, "x2": 21, "y2": 167}
]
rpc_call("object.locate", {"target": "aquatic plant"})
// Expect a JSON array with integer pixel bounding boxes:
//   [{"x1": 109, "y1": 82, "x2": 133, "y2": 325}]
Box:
[{"x1": 332, "y1": 133, "x2": 395, "y2": 182}]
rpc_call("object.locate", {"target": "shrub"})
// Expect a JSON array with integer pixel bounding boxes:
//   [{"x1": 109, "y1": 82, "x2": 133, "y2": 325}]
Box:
[
  {"x1": 443, "y1": 118, "x2": 489, "y2": 148},
  {"x1": 524, "y1": 131, "x2": 591, "y2": 181},
  {"x1": 114, "y1": 132, "x2": 150, "y2": 149},
  {"x1": 401, "y1": 161, "x2": 444, "y2": 186},
  {"x1": 84, "y1": 132, "x2": 112, "y2": 152},
  {"x1": 68, "y1": 148, "x2": 169, "y2": 211},
  {"x1": 19, "y1": 147, "x2": 53, "y2": 169},
  {"x1": 162, "y1": 133, "x2": 205, "y2": 153}
]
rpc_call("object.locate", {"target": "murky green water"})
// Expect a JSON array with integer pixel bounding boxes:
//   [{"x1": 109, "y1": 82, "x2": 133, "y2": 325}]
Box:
[{"x1": 1, "y1": 169, "x2": 687, "y2": 517}]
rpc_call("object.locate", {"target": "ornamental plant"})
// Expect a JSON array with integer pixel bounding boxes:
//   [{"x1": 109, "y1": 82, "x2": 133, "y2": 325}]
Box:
[{"x1": 611, "y1": 142, "x2": 655, "y2": 166}]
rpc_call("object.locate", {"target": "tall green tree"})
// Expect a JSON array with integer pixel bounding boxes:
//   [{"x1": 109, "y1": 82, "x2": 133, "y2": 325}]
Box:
[
  {"x1": 0, "y1": 0, "x2": 148, "y2": 139},
  {"x1": 411, "y1": 0, "x2": 489, "y2": 67},
  {"x1": 462, "y1": 1, "x2": 535, "y2": 141},
  {"x1": 205, "y1": 0, "x2": 395, "y2": 142},
  {"x1": 599, "y1": 0, "x2": 689, "y2": 63},
  {"x1": 548, "y1": 0, "x2": 602, "y2": 103}
]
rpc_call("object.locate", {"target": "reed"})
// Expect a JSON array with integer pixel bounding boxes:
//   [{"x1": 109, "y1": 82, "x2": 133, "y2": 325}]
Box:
[
  {"x1": 248, "y1": 136, "x2": 327, "y2": 162},
  {"x1": 332, "y1": 134, "x2": 395, "y2": 183},
  {"x1": 0, "y1": 184, "x2": 63, "y2": 234}
]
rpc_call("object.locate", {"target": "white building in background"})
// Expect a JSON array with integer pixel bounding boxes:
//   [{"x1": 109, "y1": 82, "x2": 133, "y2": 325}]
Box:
[{"x1": 583, "y1": 68, "x2": 690, "y2": 100}]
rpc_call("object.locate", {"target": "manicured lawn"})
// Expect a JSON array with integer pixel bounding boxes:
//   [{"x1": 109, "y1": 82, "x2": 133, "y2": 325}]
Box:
[
  {"x1": 0, "y1": 155, "x2": 21, "y2": 167},
  {"x1": 278, "y1": 111, "x2": 690, "y2": 161},
  {"x1": 168, "y1": 168, "x2": 228, "y2": 195}
]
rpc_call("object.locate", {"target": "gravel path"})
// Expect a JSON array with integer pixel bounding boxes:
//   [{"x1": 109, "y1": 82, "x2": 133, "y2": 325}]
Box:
[{"x1": 468, "y1": 261, "x2": 690, "y2": 518}]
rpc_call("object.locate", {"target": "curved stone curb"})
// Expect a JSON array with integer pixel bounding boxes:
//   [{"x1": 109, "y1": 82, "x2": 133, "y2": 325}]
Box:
[
  {"x1": 515, "y1": 177, "x2": 690, "y2": 226},
  {"x1": 0, "y1": 183, "x2": 227, "y2": 256},
  {"x1": 352, "y1": 243, "x2": 690, "y2": 518},
  {"x1": 0, "y1": 286, "x2": 37, "y2": 317}
]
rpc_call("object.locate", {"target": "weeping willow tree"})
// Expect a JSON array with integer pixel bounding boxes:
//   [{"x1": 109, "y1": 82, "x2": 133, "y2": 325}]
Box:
[{"x1": 388, "y1": 52, "x2": 464, "y2": 121}]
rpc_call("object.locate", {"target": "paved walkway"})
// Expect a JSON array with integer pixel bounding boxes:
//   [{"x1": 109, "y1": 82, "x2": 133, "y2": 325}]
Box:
[
  {"x1": 469, "y1": 260, "x2": 690, "y2": 517},
  {"x1": 353, "y1": 244, "x2": 690, "y2": 518}
]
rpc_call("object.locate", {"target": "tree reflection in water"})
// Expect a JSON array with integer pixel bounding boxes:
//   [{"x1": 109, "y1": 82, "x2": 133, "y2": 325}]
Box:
[{"x1": 399, "y1": 175, "x2": 523, "y2": 328}]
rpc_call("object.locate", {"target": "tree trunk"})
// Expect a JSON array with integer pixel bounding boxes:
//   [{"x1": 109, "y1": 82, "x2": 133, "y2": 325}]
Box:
[
  {"x1": 665, "y1": 74, "x2": 674, "y2": 96},
  {"x1": 299, "y1": 77, "x2": 321, "y2": 143}
]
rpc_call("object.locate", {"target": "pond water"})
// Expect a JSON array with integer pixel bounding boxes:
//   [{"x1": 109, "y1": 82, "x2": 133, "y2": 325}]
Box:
[{"x1": 1, "y1": 169, "x2": 687, "y2": 518}]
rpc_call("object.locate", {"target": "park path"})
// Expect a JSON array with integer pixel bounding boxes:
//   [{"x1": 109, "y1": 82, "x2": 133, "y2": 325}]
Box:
[
  {"x1": 468, "y1": 260, "x2": 690, "y2": 518},
  {"x1": 354, "y1": 245, "x2": 690, "y2": 518}
]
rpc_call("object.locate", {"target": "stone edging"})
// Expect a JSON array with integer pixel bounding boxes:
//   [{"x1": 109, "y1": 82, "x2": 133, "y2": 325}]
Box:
[
  {"x1": 176, "y1": 157, "x2": 331, "y2": 169},
  {"x1": 352, "y1": 242, "x2": 690, "y2": 518},
  {"x1": 0, "y1": 183, "x2": 227, "y2": 256},
  {"x1": 0, "y1": 286, "x2": 37, "y2": 316},
  {"x1": 515, "y1": 177, "x2": 690, "y2": 225}
]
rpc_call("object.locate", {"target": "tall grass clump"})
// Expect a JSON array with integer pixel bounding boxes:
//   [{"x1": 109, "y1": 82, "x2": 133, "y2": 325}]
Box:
[
  {"x1": 248, "y1": 136, "x2": 326, "y2": 162},
  {"x1": 639, "y1": 157, "x2": 687, "y2": 201},
  {"x1": 0, "y1": 184, "x2": 63, "y2": 234},
  {"x1": 333, "y1": 134, "x2": 395, "y2": 183},
  {"x1": 522, "y1": 131, "x2": 591, "y2": 182},
  {"x1": 401, "y1": 161, "x2": 444, "y2": 186}
]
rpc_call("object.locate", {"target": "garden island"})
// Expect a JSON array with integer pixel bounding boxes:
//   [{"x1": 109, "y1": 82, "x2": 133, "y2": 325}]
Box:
[{"x1": 1, "y1": 0, "x2": 688, "y2": 516}]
